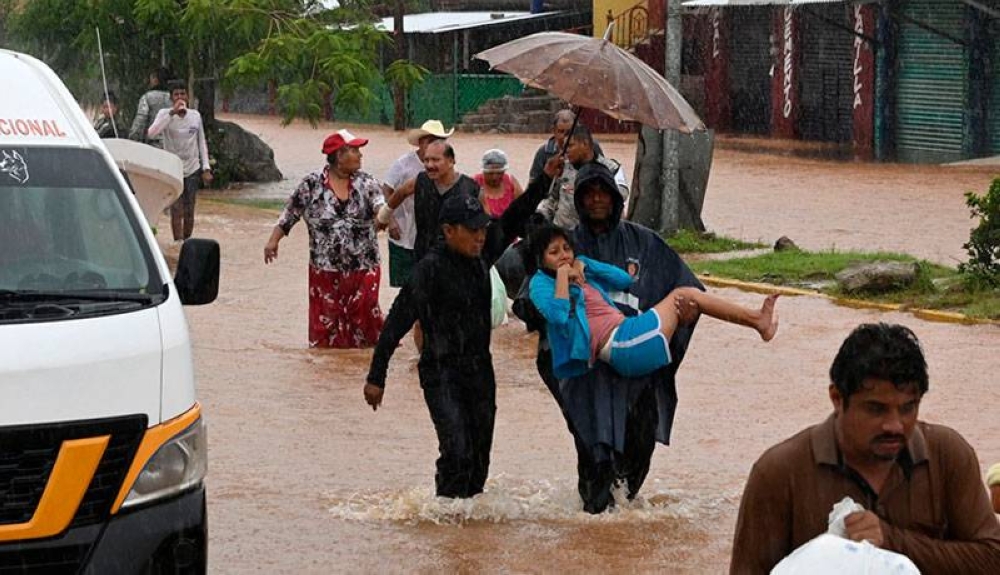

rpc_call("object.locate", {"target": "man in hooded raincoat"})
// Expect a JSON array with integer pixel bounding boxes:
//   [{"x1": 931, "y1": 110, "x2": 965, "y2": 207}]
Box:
[{"x1": 523, "y1": 161, "x2": 703, "y2": 513}]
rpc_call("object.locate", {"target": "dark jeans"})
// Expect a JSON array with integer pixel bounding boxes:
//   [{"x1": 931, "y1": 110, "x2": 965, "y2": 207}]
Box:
[
  {"x1": 421, "y1": 362, "x2": 496, "y2": 498},
  {"x1": 537, "y1": 345, "x2": 657, "y2": 514},
  {"x1": 171, "y1": 172, "x2": 200, "y2": 241}
]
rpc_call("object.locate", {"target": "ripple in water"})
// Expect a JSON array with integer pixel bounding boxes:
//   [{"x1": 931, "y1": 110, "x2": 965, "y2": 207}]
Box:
[{"x1": 327, "y1": 474, "x2": 729, "y2": 525}]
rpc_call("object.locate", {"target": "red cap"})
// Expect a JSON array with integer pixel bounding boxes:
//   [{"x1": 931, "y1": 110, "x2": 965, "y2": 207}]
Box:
[{"x1": 322, "y1": 129, "x2": 368, "y2": 154}]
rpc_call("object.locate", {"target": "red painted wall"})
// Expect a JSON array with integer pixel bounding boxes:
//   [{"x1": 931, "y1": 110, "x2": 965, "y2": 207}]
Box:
[
  {"x1": 771, "y1": 6, "x2": 799, "y2": 138},
  {"x1": 703, "y1": 7, "x2": 731, "y2": 130},
  {"x1": 851, "y1": 4, "x2": 877, "y2": 160}
]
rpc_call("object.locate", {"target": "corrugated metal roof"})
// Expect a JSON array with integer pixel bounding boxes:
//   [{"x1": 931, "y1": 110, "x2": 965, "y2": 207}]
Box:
[{"x1": 373, "y1": 11, "x2": 559, "y2": 34}]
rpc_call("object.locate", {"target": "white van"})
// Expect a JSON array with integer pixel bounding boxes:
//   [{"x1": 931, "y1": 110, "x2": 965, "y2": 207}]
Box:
[{"x1": 0, "y1": 50, "x2": 218, "y2": 572}]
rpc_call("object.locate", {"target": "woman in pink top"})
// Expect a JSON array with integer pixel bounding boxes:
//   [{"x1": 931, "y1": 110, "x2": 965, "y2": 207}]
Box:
[{"x1": 473, "y1": 148, "x2": 524, "y2": 218}]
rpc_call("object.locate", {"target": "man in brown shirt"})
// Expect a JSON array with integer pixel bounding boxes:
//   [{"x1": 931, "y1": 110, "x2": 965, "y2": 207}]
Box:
[{"x1": 730, "y1": 323, "x2": 1000, "y2": 574}]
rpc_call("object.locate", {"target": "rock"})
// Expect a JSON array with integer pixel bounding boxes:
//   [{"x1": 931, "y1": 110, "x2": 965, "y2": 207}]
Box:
[
  {"x1": 835, "y1": 261, "x2": 920, "y2": 294},
  {"x1": 207, "y1": 120, "x2": 282, "y2": 183},
  {"x1": 774, "y1": 236, "x2": 799, "y2": 251}
]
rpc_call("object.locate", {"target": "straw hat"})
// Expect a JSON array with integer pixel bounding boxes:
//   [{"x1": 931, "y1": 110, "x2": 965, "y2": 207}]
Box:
[{"x1": 407, "y1": 119, "x2": 454, "y2": 145}]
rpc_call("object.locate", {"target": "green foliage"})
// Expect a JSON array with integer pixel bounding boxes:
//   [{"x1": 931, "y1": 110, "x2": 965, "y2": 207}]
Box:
[
  {"x1": 384, "y1": 58, "x2": 429, "y2": 92},
  {"x1": 665, "y1": 230, "x2": 766, "y2": 254},
  {"x1": 958, "y1": 177, "x2": 1000, "y2": 289},
  {"x1": 8, "y1": 0, "x2": 430, "y2": 176}
]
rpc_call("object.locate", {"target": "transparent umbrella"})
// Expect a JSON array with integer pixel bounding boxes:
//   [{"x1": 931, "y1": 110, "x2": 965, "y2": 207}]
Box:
[{"x1": 474, "y1": 29, "x2": 704, "y2": 133}]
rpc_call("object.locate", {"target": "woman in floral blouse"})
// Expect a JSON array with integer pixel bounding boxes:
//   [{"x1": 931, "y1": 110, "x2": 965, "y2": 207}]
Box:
[{"x1": 264, "y1": 129, "x2": 387, "y2": 348}]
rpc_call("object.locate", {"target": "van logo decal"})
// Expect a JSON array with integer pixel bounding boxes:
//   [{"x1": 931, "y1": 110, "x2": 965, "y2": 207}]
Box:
[{"x1": 1, "y1": 150, "x2": 29, "y2": 183}]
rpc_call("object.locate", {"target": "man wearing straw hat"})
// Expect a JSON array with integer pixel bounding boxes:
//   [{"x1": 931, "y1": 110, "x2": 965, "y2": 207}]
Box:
[{"x1": 382, "y1": 119, "x2": 454, "y2": 289}]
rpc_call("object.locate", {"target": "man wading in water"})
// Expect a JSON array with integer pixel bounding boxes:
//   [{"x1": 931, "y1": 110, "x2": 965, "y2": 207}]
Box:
[{"x1": 364, "y1": 156, "x2": 562, "y2": 498}]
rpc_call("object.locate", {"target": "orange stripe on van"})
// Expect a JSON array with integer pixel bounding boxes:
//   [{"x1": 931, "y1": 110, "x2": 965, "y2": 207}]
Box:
[
  {"x1": 111, "y1": 403, "x2": 202, "y2": 514},
  {"x1": 0, "y1": 436, "x2": 110, "y2": 542}
]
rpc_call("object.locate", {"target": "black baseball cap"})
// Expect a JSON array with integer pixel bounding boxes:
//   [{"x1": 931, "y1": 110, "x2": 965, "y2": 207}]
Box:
[{"x1": 439, "y1": 192, "x2": 491, "y2": 229}]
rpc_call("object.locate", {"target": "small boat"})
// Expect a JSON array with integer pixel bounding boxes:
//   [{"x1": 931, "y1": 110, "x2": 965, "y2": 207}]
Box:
[{"x1": 103, "y1": 138, "x2": 183, "y2": 227}]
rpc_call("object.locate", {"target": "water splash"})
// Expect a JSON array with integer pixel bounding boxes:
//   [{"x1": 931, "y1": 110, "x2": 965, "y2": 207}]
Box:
[{"x1": 327, "y1": 474, "x2": 729, "y2": 526}]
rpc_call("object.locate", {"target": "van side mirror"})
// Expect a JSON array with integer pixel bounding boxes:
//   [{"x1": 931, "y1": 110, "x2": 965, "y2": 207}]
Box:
[{"x1": 175, "y1": 239, "x2": 220, "y2": 305}]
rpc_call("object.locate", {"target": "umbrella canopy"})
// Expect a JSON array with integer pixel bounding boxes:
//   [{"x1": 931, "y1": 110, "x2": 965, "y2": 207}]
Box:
[{"x1": 475, "y1": 31, "x2": 705, "y2": 133}]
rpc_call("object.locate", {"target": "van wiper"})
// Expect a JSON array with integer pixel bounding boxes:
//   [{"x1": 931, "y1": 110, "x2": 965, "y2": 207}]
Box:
[{"x1": 0, "y1": 289, "x2": 155, "y2": 303}]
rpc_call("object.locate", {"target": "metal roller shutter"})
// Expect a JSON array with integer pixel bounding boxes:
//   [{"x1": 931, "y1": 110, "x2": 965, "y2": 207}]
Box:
[
  {"x1": 798, "y1": 3, "x2": 854, "y2": 142},
  {"x1": 728, "y1": 6, "x2": 772, "y2": 135},
  {"x1": 895, "y1": 0, "x2": 969, "y2": 163},
  {"x1": 991, "y1": 19, "x2": 1000, "y2": 154}
]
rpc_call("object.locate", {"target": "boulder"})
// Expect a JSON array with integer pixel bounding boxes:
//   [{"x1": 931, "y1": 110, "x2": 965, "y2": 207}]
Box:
[
  {"x1": 207, "y1": 120, "x2": 282, "y2": 183},
  {"x1": 774, "y1": 236, "x2": 799, "y2": 252},
  {"x1": 835, "y1": 261, "x2": 920, "y2": 294}
]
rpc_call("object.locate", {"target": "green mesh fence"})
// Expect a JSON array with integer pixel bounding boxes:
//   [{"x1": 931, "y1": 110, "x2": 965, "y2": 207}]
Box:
[{"x1": 334, "y1": 74, "x2": 525, "y2": 128}]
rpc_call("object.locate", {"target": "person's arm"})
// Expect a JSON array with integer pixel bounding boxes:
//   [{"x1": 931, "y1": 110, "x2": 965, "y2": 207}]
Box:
[
  {"x1": 129, "y1": 94, "x2": 149, "y2": 141},
  {"x1": 362, "y1": 175, "x2": 387, "y2": 229},
  {"x1": 580, "y1": 256, "x2": 632, "y2": 291},
  {"x1": 146, "y1": 107, "x2": 171, "y2": 139},
  {"x1": 377, "y1": 176, "x2": 416, "y2": 228},
  {"x1": 263, "y1": 226, "x2": 284, "y2": 264},
  {"x1": 510, "y1": 174, "x2": 525, "y2": 199},
  {"x1": 380, "y1": 183, "x2": 402, "y2": 240},
  {"x1": 528, "y1": 146, "x2": 547, "y2": 184},
  {"x1": 730, "y1": 458, "x2": 794, "y2": 575},
  {"x1": 989, "y1": 463, "x2": 1000, "y2": 514},
  {"x1": 878, "y1": 434, "x2": 1000, "y2": 574},
  {"x1": 528, "y1": 273, "x2": 572, "y2": 330},
  {"x1": 614, "y1": 165, "x2": 630, "y2": 202},
  {"x1": 272, "y1": 176, "x2": 312, "y2": 239},
  {"x1": 196, "y1": 114, "x2": 213, "y2": 185},
  {"x1": 499, "y1": 154, "x2": 562, "y2": 243},
  {"x1": 365, "y1": 263, "x2": 426, "y2": 407},
  {"x1": 387, "y1": 177, "x2": 416, "y2": 209}
]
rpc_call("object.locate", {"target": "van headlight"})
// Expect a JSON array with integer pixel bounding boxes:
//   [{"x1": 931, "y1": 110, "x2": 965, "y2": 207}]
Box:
[{"x1": 121, "y1": 417, "x2": 207, "y2": 509}]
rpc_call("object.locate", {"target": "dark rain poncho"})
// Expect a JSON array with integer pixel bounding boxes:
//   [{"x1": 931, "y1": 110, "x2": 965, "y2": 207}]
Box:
[{"x1": 563, "y1": 162, "x2": 703, "y2": 463}]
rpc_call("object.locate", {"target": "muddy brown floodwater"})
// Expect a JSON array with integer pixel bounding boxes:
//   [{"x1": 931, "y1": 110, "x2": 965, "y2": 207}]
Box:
[{"x1": 177, "y1": 115, "x2": 1000, "y2": 573}]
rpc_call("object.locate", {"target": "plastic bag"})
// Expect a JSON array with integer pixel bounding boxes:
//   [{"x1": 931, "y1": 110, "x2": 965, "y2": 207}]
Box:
[
  {"x1": 489, "y1": 266, "x2": 508, "y2": 329},
  {"x1": 771, "y1": 535, "x2": 920, "y2": 575},
  {"x1": 770, "y1": 497, "x2": 921, "y2": 574}
]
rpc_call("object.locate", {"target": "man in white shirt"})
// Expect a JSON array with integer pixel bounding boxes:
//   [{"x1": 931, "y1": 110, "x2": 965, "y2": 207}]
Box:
[
  {"x1": 381, "y1": 119, "x2": 453, "y2": 288},
  {"x1": 148, "y1": 81, "x2": 213, "y2": 243}
]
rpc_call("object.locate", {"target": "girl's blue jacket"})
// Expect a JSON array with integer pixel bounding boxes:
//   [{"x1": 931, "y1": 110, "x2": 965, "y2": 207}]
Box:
[{"x1": 528, "y1": 255, "x2": 633, "y2": 379}]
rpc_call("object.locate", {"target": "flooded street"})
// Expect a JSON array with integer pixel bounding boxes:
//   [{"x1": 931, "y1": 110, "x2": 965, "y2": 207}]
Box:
[{"x1": 185, "y1": 115, "x2": 1000, "y2": 573}]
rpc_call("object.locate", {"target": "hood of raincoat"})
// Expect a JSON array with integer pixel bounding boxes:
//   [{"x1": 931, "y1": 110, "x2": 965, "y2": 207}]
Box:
[{"x1": 573, "y1": 161, "x2": 623, "y2": 233}]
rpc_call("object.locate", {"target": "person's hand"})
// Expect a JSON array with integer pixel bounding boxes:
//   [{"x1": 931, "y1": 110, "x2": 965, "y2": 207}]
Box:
[
  {"x1": 264, "y1": 239, "x2": 279, "y2": 264},
  {"x1": 844, "y1": 511, "x2": 885, "y2": 547},
  {"x1": 201, "y1": 170, "x2": 213, "y2": 186},
  {"x1": 561, "y1": 263, "x2": 583, "y2": 286},
  {"x1": 674, "y1": 295, "x2": 700, "y2": 326},
  {"x1": 364, "y1": 383, "x2": 384, "y2": 411},
  {"x1": 387, "y1": 219, "x2": 401, "y2": 241},
  {"x1": 572, "y1": 259, "x2": 586, "y2": 278},
  {"x1": 542, "y1": 154, "x2": 564, "y2": 178},
  {"x1": 170, "y1": 99, "x2": 187, "y2": 117}
]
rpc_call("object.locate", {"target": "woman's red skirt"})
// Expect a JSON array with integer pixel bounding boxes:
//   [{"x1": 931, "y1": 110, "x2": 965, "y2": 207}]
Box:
[{"x1": 308, "y1": 265, "x2": 384, "y2": 348}]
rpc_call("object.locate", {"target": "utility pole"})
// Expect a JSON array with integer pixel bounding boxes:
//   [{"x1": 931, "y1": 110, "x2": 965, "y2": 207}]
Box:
[
  {"x1": 392, "y1": 0, "x2": 406, "y2": 130},
  {"x1": 659, "y1": 0, "x2": 682, "y2": 235}
]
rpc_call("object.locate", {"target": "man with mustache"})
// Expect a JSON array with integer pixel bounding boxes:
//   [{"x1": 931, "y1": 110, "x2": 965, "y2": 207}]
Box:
[
  {"x1": 382, "y1": 140, "x2": 480, "y2": 262},
  {"x1": 730, "y1": 323, "x2": 1000, "y2": 574}
]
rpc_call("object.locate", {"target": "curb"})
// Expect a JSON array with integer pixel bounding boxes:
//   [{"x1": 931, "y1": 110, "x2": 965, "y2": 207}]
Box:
[{"x1": 698, "y1": 275, "x2": 998, "y2": 326}]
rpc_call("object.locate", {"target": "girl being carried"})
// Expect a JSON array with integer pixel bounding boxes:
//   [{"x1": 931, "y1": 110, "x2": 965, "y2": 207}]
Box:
[{"x1": 528, "y1": 225, "x2": 778, "y2": 379}]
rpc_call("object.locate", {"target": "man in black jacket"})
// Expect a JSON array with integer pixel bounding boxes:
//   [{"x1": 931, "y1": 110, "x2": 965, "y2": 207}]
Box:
[{"x1": 365, "y1": 156, "x2": 562, "y2": 498}]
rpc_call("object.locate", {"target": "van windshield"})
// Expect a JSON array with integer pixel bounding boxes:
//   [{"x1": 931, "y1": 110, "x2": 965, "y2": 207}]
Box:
[{"x1": 0, "y1": 147, "x2": 163, "y2": 302}]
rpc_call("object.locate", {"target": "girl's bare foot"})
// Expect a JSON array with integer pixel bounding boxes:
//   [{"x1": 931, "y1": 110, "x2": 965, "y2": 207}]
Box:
[{"x1": 758, "y1": 294, "x2": 779, "y2": 342}]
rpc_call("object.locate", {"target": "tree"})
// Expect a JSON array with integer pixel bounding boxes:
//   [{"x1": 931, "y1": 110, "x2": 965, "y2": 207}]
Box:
[{"x1": 8, "y1": 0, "x2": 426, "y2": 129}]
